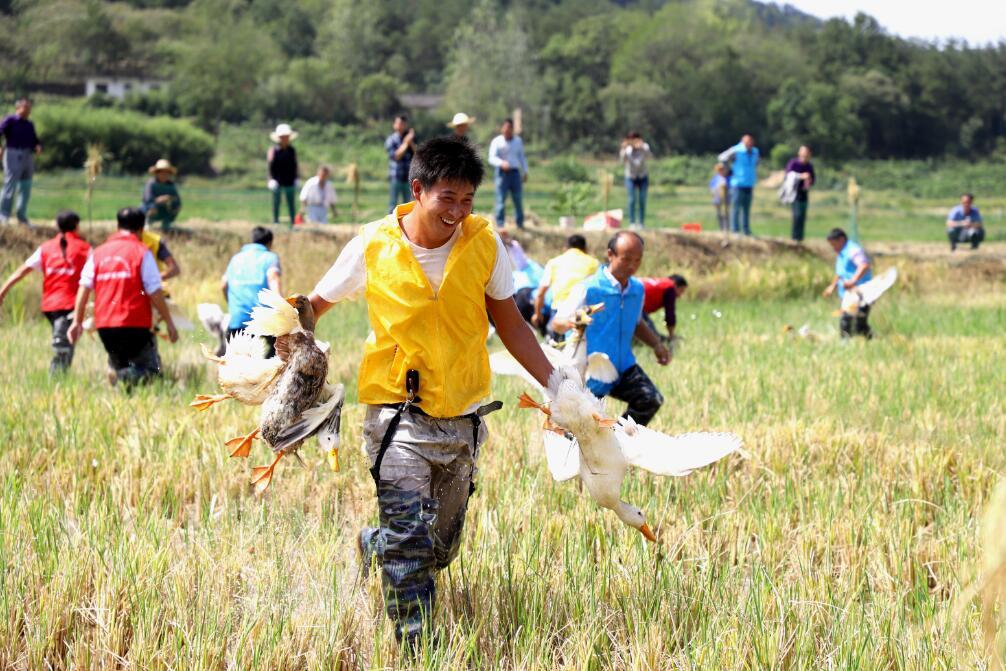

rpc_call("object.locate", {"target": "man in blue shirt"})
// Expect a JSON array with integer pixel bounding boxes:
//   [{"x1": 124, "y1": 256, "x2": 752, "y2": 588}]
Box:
[
  {"x1": 823, "y1": 228, "x2": 873, "y2": 339},
  {"x1": 946, "y1": 193, "x2": 985, "y2": 251},
  {"x1": 717, "y1": 133, "x2": 760, "y2": 236},
  {"x1": 0, "y1": 98, "x2": 42, "y2": 227},
  {"x1": 385, "y1": 114, "x2": 416, "y2": 214},
  {"x1": 488, "y1": 118, "x2": 529, "y2": 229},
  {"x1": 221, "y1": 227, "x2": 282, "y2": 354},
  {"x1": 552, "y1": 231, "x2": 670, "y2": 425}
]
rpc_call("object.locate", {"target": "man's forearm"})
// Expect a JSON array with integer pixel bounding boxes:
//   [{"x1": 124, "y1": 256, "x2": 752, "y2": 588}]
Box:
[
  {"x1": 488, "y1": 296, "x2": 554, "y2": 387},
  {"x1": 308, "y1": 292, "x2": 335, "y2": 321},
  {"x1": 634, "y1": 319, "x2": 661, "y2": 348},
  {"x1": 72, "y1": 287, "x2": 91, "y2": 323},
  {"x1": 149, "y1": 290, "x2": 174, "y2": 325},
  {"x1": 849, "y1": 263, "x2": 870, "y2": 285}
]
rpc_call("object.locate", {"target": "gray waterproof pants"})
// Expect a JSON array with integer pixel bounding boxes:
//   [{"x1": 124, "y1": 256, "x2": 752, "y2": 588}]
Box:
[{"x1": 360, "y1": 404, "x2": 486, "y2": 642}]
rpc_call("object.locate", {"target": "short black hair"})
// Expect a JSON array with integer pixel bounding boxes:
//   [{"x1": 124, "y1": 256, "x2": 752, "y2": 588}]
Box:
[
  {"x1": 56, "y1": 209, "x2": 80, "y2": 233},
  {"x1": 826, "y1": 227, "x2": 847, "y2": 241},
  {"x1": 395, "y1": 113, "x2": 409, "y2": 123},
  {"x1": 251, "y1": 226, "x2": 273, "y2": 247},
  {"x1": 607, "y1": 230, "x2": 644, "y2": 254},
  {"x1": 502, "y1": 118, "x2": 514, "y2": 126},
  {"x1": 670, "y1": 273, "x2": 688, "y2": 288},
  {"x1": 962, "y1": 192, "x2": 974, "y2": 200},
  {"x1": 566, "y1": 234, "x2": 586, "y2": 251},
  {"x1": 408, "y1": 136, "x2": 484, "y2": 191},
  {"x1": 117, "y1": 207, "x2": 146, "y2": 232}
]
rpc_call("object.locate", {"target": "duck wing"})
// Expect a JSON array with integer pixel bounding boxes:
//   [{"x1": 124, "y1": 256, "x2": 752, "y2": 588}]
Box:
[
  {"x1": 541, "y1": 430, "x2": 581, "y2": 481},
  {"x1": 212, "y1": 331, "x2": 285, "y2": 404},
  {"x1": 244, "y1": 288, "x2": 300, "y2": 337},
  {"x1": 615, "y1": 416, "x2": 743, "y2": 476},
  {"x1": 270, "y1": 384, "x2": 345, "y2": 453},
  {"x1": 585, "y1": 353, "x2": 618, "y2": 384},
  {"x1": 854, "y1": 267, "x2": 898, "y2": 306}
]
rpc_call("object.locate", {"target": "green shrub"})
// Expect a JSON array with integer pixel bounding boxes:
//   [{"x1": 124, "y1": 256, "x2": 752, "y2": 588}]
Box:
[
  {"x1": 546, "y1": 156, "x2": 591, "y2": 183},
  {"x1": 33, "y1": 104, "x2": 214, "y2": 175}
]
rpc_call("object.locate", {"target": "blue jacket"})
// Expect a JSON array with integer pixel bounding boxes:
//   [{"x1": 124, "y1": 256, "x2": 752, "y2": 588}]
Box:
[
  {"x1": 724, "y1": 144, "x2": 760, "y2": 188},
  {"x1": 835, "y1": 240, "x2": 872, "y2": 298},
  {"x1": 225, "y1": 243, "x2": 280, "y2": 330},
  {"x1": 580, "y1": 266, "x2": 644, "y2": 397}
]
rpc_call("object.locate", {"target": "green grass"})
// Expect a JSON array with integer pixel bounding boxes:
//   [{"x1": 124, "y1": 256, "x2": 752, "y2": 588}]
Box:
[
  {"x1": 0, "y1": 225, "x2": 1004, "y2": 667},
  {"x1": 22, "y1": 164, "x2": 1006, "y2": 244}
]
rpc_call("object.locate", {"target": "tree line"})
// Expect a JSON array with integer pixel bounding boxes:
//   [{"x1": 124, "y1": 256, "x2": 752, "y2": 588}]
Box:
[{"x1": 2, "y1": 0, "x2": 1004, "y2": 161}]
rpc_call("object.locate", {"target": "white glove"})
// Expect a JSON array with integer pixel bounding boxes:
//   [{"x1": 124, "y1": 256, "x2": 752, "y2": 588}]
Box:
[{"x1": 267, "y1": 179, "x2": 278, "y2": 192}]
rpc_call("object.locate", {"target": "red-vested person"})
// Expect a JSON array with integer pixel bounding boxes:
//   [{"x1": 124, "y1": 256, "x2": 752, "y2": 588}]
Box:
[
  {"x1": 0, "y1": 210, "x2": 90, "y2": 374},
  {"x1": 68, "y1": 207, "x2": 178, "y2": 386},
  {"x1": 640, "y1": 273, "x2": 688, "y2": 340}
]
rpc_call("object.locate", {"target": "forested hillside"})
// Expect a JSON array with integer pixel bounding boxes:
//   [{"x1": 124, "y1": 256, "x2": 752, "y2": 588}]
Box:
[{"x1": 2, "y1": 0, "x2": 1004, "y2": 159}]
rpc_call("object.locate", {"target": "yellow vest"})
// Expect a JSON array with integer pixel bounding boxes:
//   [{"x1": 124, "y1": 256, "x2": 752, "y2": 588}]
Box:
[
  {"x1": 546, "y1": 248, "x2": 599, "y2": 302},
  {"x1": 141, "y1": 230, "x2": 162, "y2": 270},
  {"x1": 358, "y1": 203, "x2": 497, "y2": 417}
]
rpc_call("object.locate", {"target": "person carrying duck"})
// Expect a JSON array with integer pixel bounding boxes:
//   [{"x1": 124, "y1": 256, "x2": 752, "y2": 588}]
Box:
[
  {"x1": 0, "y1": 209, "x2": 90, "y2": 374},
  {"x1": 308, "y1": 136, "x2": 553, "y2": 648}
]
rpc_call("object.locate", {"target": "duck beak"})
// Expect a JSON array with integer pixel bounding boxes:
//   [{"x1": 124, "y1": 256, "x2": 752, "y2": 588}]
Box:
[
  {"x1": 286, "y1": 296, "x2": 300, "y2": 308},
  {"x1": 586, "y1": 302, "x2": 605, "y2": 315},
  {"x1": 639, "y1": 523, "x2": 657, "y2": 543}
]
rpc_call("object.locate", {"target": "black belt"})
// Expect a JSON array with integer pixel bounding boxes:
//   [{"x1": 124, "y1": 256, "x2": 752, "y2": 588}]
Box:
[{"x1": 369, "y1": 368, "x2": 503, "y2": 487}]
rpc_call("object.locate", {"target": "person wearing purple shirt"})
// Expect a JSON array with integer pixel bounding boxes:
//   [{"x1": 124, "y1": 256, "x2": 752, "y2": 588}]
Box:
[
  {"x1": 0, "y1": 98, "x2": 42, "y2": 227},
  {"x1": 784, "y1": 145, "x2": 815, "y2": 242}
]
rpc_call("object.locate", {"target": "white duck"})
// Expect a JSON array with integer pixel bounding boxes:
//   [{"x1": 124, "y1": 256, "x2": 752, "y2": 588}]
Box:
[
  {"x1": 197, "y1": 302, "x2": 230, "y2": 356},
  {"x1": 520, "y1": 368, "x2": 743, "y2": 542},
  {"x1": 841, "y1": 267, "x2": 898, "y2": 316},
  {"x1": 490, "y1": 303, "x2": 617, "y2": 390}
]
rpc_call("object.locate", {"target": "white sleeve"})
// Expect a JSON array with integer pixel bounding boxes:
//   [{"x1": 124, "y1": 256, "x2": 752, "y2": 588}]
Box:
[
  {"x1": 140, "y1": 250, "x2": 162, "y2": 294},
  {"x1": 486, "y1": 233, "x2": 516, "y2": 300},
  {"x1": 327, "y1": 182, "x2": 337, "y2": 205},
  {"x1": 487, "y1": 136, "x2": 503, "y2": 167},
  {"x1": 299, "y1": 179, "x2": 312, "y2": 202},
  {"x1": 552, "y1": 284, "x2": 587, "y2": 324},
  {"x1": 25, "y1": 246, "x2": 43, "y2": 271},
  {"x1": 79, "y1": 255, "x2": 95, "y2": 289},
  {"x1": 313, "y1": 235, "x2": 367, "y2": 303}
]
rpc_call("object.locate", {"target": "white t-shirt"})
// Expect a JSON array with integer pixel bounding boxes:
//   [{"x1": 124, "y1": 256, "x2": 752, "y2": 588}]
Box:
[
  {"x1": 299, "y1": 175, "x2": 337, "y2": 207},
  {"x1": 314, "y1": 224, "x2": 514, "y2": 303}
]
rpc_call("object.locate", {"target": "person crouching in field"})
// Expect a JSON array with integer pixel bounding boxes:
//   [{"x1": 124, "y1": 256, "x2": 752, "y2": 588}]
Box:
[
  {"x1": 307, "y1": 136, "x2": 553, "y2": 647},
  {"x1": 946, "y1": 192, "x2": 985, "y2": 251},
  {"x1": 68, "y1": 207, "x2": 178, "y2": 386},
  {"x1": 0, "y1": 210, "x2": 90, "y2": 373},
  {"x1": 141, "y1": 159, "x2": 182, "y2": 231},
  {"x1": 822, "y1": 227, "x2": 873, "y2": 339},
  {"x1": 639, "y1": 273, "x2": 688, "y2": 342},
  {"x1": 552, "y1": 232, "x2": 671, "y2": 425},
  {"x1": 222, "y1": 226, "x2": 281, "y2": 356}
]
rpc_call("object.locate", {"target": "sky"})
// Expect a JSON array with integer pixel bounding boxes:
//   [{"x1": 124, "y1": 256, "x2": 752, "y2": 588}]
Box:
[{"x1": 781, "y1": 0, "x2": 1006, "y2": 45}]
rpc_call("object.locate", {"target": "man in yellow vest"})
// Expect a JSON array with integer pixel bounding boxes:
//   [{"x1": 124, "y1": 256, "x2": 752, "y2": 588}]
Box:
[
  {"x1": 531, "y1": 234, "x2": 599, "y2": 333},
  {"x1": 308, "y1": 136, "x2": 553, "y2": 647}
]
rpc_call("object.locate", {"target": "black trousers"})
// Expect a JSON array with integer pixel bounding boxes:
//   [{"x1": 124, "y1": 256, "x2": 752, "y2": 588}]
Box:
[
  {"x1": 43, "y1": 310, "x2": 75, "y2": 374},
  {"x1": 607, "y1": 364, "x2": 664, "y2": 426},
  {"x1": 97, "y1": 328, "x2": 162, "y2": 386},
  {"x1": 839, "y1": 304, "x2": 872, "y2": 339}
]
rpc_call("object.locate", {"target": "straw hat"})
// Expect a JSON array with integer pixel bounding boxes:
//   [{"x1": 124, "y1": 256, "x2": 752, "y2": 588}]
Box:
[
  {"x1": 447, "y1": 112, "x2": 476, "y2": 128},
  {"x1": 148, "y1": 158, "x2": 176, "y2": 175},
  {"x1": 270, "y1": 123, "x2": 298, "y2": 142}
]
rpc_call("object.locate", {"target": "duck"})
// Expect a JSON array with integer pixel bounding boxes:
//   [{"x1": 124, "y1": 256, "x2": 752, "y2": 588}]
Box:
[
  {"x1": 197, "y1": 302, "x2": 230, "y2": 356},
  {"x1": 190, "y1": 289, "x2": 335, "y2": 491},
  {"x1": 490, "y1": 303, "x2": 617, "y2": 390},
  {"x1": 841, "y1": 267, "x2": 898, "y2": 316},
  {"x1": 519, "y1": 367, "x2": 743, "y2": 543}
]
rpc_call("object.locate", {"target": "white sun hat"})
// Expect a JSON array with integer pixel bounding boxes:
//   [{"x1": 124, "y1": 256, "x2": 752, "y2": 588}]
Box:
[
  {"x1": 270, "y1": 123, "x2": 298, "y2": 142},
  {"x1": 446, "y1": 112, "x2": 476, "y2": 128}
]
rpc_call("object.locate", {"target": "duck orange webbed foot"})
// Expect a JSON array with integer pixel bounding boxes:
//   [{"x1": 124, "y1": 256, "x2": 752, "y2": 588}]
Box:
[
  {"x1": 225, "y1": 428, "x2": 259, "y2": 458},
  {"x1": 250, "y1": 452, "x2": 284, "y2": 495},
  {"x1": 518, "y1": 392, "x2": 550, "y2": 415},
  {"x1": 190, "y1": 393, "x2": 233, "y2": 411},
  {"x1": 591, "y1": 412, "x2": 618, "y2": 429}
]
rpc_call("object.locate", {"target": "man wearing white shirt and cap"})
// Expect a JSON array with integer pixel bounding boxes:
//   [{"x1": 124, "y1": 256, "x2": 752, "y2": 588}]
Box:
[
  {"x1": 447, "y1": 112, "x2": 475, "y2": 137},
  {"x1": 488, "y1": 118, "x2": 528, "y2": 229},
  {"x1": 299, "y1": 165, "x2": 338, "y2": 224}
]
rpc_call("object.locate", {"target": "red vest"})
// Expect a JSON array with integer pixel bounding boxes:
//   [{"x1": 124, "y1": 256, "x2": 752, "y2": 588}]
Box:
[
  {"x1": 39, "y1": 232, "x2": 91, "y2": 312},
  {"x1": 641, "y1": 277, "x2": 676, "y2": 314},
  {"x1": 92, "y1": 231, "x2": 152, "y2": 329}
]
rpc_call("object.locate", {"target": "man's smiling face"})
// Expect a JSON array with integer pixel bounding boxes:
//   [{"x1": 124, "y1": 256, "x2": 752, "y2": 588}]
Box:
[{"x1": 414, "y1": 179, "x2": 476, "y2": 233}]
